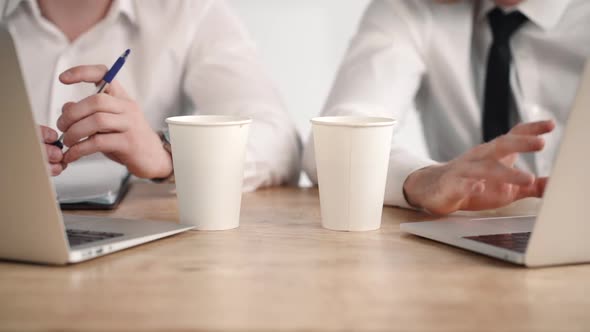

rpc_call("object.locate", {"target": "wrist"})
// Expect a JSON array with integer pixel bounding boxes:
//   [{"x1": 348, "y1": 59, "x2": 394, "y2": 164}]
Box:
[
  {"x1": 151, "y1": 130, "x2": 175, "y2": 183},
  {"x1": 402, "y1": 165, "x2": 441, "y2": 209},
  {"x1": 403, "y1": 170, "x2": 425, "y2": 209}
]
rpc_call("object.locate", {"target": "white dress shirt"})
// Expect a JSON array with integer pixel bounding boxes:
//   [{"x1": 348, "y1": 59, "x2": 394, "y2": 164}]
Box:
[
  {"x1": 303, "y1": 0, "x2": 590, "y2": 208},
  {"x1": 1, "y1": 0, "x2": 301, "y2": 191}
]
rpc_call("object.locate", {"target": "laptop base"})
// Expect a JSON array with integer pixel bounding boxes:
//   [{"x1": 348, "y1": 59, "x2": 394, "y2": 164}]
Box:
[{"x1": 401, "y1": 216, "x2": 535, "y2": 265}]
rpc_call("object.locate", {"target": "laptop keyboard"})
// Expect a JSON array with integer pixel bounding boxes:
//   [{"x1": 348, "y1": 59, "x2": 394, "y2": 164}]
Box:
[
  {"x1": 66, "y1": 229, "x2": 124, "y2": 247},
  {"x1": 464, "y1": 232, "x2": 531, "y2": 253}
]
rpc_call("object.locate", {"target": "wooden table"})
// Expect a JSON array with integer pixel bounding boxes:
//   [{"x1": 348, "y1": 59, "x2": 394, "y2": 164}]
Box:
[{"x1": 1, "y1": 184, "x2": 589, "y2": 331}]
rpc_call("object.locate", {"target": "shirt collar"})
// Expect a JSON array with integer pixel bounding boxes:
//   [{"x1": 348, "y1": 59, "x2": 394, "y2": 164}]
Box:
[
  {"x1": 116, "y1": 0, "x2": 137, "y2": 27},
  {"x1": 477, "y1": 0, "x2": 573, "y2": 31},
  {"x1": 2, "y1": 0, "x2": 30, "y2": 19},
  {"x1": 2, "y1": 0, "x2": 137, "y2": 27}
]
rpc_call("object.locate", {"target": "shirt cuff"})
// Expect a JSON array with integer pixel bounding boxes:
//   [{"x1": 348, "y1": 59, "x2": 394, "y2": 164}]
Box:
[{"x1": 384, "y1": 154, "x2": 437, "y2": 209}]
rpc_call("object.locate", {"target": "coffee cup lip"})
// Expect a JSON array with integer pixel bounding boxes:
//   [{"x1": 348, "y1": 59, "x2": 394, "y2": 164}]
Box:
[
  {"x1": 166, "y1": 115, "x2": 252, "y2": 127},
  {"x1": 311, "y1": 116, "x2": 396, "y2": 128}
]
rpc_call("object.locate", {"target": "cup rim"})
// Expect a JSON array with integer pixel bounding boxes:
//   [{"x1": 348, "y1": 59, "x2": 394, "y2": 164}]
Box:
[
  {"x1": 166, "y1": 115, "x2": 252, "y2": 127},
  {"x1": 311, "y1": 116, "x2": 396, "y2": 128}
]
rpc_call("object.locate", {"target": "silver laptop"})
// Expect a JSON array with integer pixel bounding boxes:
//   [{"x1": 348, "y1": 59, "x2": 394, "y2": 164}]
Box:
[
  {"x1": 401, "y1": 60, "x2": 590, "y2": 268},
  {"x1": 0, "y1": 27, "x2": 193, "y2": 265}
]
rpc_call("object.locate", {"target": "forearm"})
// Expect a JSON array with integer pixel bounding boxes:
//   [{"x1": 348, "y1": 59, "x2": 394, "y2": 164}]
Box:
[
  {"x1": 384, "y1": 147, "x2": 437, "y2": 208},
  {"x1": 242, "y1": 106, "x2": 301, "y2": 191},
  {"x1": 400, "y1": 164, "x2": 442, "y2": 209}
]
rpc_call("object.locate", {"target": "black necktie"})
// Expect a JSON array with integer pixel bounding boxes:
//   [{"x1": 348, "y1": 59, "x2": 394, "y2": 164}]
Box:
[{"x1": 482, "y1": 8, "x2": 528, "y2": 142}]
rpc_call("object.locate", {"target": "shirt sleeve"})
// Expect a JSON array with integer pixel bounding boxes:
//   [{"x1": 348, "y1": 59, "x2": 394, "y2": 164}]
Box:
[
  {"x1": 302, "y1": 0, "x2": 438, "y2": 208},
  {"x1": 182, "y1": 0, "x2": 301, "y2": 192}
]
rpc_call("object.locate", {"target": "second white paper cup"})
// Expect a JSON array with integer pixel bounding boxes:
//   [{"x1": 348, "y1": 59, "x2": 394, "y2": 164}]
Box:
[
  {"x1": 166, "y1": 115, "x2": 251, "y2": 231},
  {"x1": 312, "y1": 116, "x2": 395, "y2": 232}
]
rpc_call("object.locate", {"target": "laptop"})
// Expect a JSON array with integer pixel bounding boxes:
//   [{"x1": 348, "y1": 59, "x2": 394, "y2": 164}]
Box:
[
  {"x1": 0, "y1": 27, "x2": 193, "y2": 265},
  {"x1": 401, "y1": 60, "x2": 590, "y2": 267}
]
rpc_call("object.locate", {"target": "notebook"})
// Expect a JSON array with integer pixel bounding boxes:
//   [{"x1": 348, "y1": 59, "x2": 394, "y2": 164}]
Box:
[{"x1": 52, "y1": 154, "x2": 131, "y2": 210}]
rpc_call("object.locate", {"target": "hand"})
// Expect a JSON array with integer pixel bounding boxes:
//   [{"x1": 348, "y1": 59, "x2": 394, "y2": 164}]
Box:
[
  {"x1": 56, "y1": 65, "x2": 173, "y2": 179},
  {"x1": 403, "y1": 120, "x2": 556, "y2": 215},
  {"x1": 40, "y1": 125, "x2": 67, "y2": 176}
]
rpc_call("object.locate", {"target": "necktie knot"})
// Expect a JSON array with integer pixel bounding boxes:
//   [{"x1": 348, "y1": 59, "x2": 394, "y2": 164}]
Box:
[{"x1": 488, "y1": 8, "x2": 528, "y2": 44}]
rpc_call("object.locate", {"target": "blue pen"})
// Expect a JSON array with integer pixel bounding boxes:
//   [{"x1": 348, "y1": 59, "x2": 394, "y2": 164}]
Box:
[{"x1": 52, "y1": 49, "x2": 131, "y2": 149}]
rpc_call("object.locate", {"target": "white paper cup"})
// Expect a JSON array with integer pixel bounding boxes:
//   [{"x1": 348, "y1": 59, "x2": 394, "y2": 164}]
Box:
[
  {"x1": 166, "y1": 115, "x2": 251, "y2": 231},
  {"x1": 312, "y1": 116, "x2": 395, "y2": 231}
]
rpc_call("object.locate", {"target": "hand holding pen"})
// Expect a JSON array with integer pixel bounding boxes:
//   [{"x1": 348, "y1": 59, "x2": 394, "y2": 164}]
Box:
[
  {"x1": 52, "y1": 49, "x2": 131, "y2": 149},
  {"x1": 45, "y1": 49, "x2": 174, "y2": 179}
]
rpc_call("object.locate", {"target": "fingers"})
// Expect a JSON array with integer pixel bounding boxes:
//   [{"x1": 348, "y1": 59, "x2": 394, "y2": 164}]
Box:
[
  {"x1": 62, "y1": 112, "x2": 129, "y2": 147},
  {"x1": 406, "y1": 120, "x2": 554, "y2": 214},
  {"x1": 63, "y1": 133, "x2": 126, "y2": 164},
  {"x1": 50, "y1": 162, "x2": 67, "y2": 177},
  {"x1": 59, "y1": 65, "x2": 130, "y2": 99},
  {"x1": 467, "y1": 120, "x2": 555, "y2": 161},
  {"x1": 515, "y1": 177, "x2": 549, "y2": 200},
  {"x1": 460, "y1": 160, "x2": 534, "y2": 186},
  {"x1": 414, "y1": 158, "x2": 540, "y2": 214},
  {"x1": 59, "y1": 65, "x2": 108, "y2": 85},
  {"x1": 535, "y1": 177, "x2": 549, "y2": 195},
  {"x1": 494, "y1": 135, "x2": 545, "y2": 158},
  {"x1": 43, "y1": 137, "x2": 66, "y2": 176},
  {"x1": 102, "y1": 79, "x2": 130, "y2": 99},
  {"x1": 57, "y1": 94, "x2": 128, "y2": 133},
  {"x1": 470, "y1": 134, "x2": 545, "y2": 161},
  {"x1": 510, "y1": 120, "x2": 555, "y2": 136},
  {"x1": 39, "y1": 125, "x2": 58, "y2": 143},
  {"x1": 45, "y1": 144, "x2": 64, "y2": 163}
]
